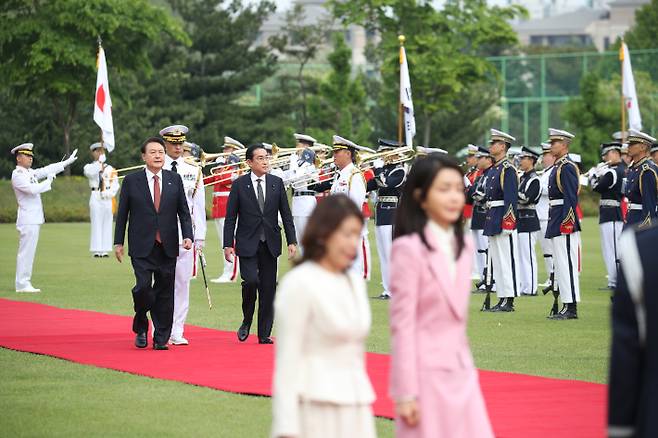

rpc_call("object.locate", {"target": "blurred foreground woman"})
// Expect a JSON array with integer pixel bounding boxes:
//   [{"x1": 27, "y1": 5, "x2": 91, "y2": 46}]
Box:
[
  {"x1": 271, "y1": 194, "x2": 376, "y2": 438},
  {"x1": 389, "y1": 154, "x2": 494, "y2": 438}
]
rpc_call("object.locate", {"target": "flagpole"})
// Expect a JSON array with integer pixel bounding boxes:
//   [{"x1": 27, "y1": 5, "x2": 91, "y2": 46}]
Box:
[
  {"x1": 398, "y1": 35, "x2": 405, "y2": 145},
  {"x1": 97, "y1": 36, "x2": 105, "y2": 150},
  {"x1": 620, "y1": 40, "x2": 626, "y2": 143}
]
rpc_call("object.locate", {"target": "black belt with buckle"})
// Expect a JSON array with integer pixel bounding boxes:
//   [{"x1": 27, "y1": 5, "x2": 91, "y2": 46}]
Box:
[{"x1": 293, "y1": 191, "x2": 315, "y2": 197}]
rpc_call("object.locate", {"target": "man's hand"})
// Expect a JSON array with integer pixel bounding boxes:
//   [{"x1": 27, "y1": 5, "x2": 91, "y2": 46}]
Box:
[
  {"x1": 182, "y1": 238, "x2": 193, "y2": 250},
  {"x1": 287, "y1": 244, "x2": 297, "y2": 260},
  {"x1": 224, "y1": 247, "x2": 235, "y2": 262},
  {"x1": 397, "y1": 400, "x2": 420, "y2": 427},
  {"x1": 114, "y1": 244, "x2": 124, "y2": 263}
]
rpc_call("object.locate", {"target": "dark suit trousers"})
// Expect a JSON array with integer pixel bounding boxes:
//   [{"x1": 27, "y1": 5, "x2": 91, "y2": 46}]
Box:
[
  {"x1": 239, "y1": 241, "x2": 277, "y2": 339},
  {"x1": 130, "y1": 242, "x2": 177, "y2": 345}
]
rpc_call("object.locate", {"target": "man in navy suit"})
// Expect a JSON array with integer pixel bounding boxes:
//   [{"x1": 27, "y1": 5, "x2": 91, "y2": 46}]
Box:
[
  {"x1": 223, "y1": 144, "x2": 297, "y2": 344},
  {"x1": 114, "y1": 137, "x2": 194, "y2": 350}
]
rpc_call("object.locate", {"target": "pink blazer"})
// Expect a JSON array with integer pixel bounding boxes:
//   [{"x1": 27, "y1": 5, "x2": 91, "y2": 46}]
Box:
[{"x1": 388, "y1": 225, "x2": 494, "y2": 437}]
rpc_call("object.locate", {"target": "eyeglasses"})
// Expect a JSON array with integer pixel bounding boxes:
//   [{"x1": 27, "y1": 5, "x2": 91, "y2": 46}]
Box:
[{"x1": 252, "y1": 155, "x2": 270, "y2": 162}]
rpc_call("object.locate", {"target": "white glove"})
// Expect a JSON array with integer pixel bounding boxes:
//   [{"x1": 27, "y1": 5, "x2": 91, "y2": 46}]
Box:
[
  {"x1": 195, "y1": 240, "x2": 204, "y2": 251},
  {"x1": 373, "y1": 158, "x2": 385, "y2": 169},
  {"x1": 63, "y1": 149, "x2": 78, "y2": 166},
  {"x1": 463, "y1": 175, "x2": 472, "y2": 188},
  {"x1": 46, "y1": 173, "x2": 56, "y2": 182},
  {"x1": 98, "y1": 153, "x2": 106, "y2": 164},
  {"x1": 502, "y1": 228, "x2": 513, "y2": 236}
]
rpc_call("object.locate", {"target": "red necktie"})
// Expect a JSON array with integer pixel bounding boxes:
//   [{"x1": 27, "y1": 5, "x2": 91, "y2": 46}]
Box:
[{"x1": 153, "y1": 175, "x2": 161, "y2": 243}]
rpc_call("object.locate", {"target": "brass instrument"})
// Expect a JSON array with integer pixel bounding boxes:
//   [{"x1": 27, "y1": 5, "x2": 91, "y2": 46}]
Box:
[
  {"x1": 114, "y1": 164, "x2": 146, "y2": 173},
  {"x1": 185, "y1": 148, "x2": 247, "y2": 167}
]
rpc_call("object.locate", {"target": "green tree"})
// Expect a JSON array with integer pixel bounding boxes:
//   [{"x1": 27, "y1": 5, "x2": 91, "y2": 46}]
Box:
[{"x1": 0, "y1": 0, "x2": 188, "y2": 172}]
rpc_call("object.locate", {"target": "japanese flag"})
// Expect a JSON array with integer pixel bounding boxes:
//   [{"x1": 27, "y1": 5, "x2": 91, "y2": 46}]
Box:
[
  {"x1": 620, "y1": 42, "x2": 642, "y2": 132},
  {"x1": 94, "y1": 45, "x2": 115, "y2": 153}
]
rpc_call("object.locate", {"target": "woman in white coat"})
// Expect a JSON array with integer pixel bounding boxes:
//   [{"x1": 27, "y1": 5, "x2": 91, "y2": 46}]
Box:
[{"x1": 271, "y1": 194, "x2": 376, "y2": 438}]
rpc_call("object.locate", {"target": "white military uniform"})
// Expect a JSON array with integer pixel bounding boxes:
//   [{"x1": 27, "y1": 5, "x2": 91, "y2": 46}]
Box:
[
  {"x1": 11, "y1": 144, "x2": 76, "y2": 292},
  {"x1": 163, "y1": 154, "x2": 206, "y2": 342},
  {"x1": 331, "y1": 162, "x2": 367, "y2": 278},
  {"x1": 289, "y1": 134, "x2": 320, "y2": 254},
  {"x1": 83, "y1": 150, "x2": 119, "y2": 256}
]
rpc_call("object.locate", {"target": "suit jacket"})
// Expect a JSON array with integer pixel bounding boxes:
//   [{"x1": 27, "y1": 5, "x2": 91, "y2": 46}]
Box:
[
  {"x1": 609, "y1": 226, "x2": 658, "y2": 438},
  {"x1": 271, "y1": 261, "x2": 375, "y2": 437},
  {"x1": 389, "y1": 226, "x2": 494, "y2": 437},
  {"x1": 114, "y1": 169, "x2": 193, "y2": 259},
  {"x1": 223, "y1": 172, "x2": 296, "y2": 258}
]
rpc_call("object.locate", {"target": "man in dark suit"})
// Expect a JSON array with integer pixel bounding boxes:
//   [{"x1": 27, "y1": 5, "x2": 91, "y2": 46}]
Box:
[
  {"x1": 608, "y1": 225, "x2": 658, "y2": 438},
  {"x1": 114, "y1": 137, "x2": 194, "y2": 350},
  {"x1": 223, "y1": 144, "x2": 296, "y2": 344}
]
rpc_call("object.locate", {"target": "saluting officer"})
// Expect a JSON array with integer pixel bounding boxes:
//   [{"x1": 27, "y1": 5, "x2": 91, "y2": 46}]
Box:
[
  {"x1": 517, "y1": 147, "x2": 542, "y2": 296},
  {"x1": 206, "y1": 137, "x2": 244, "y2": 283},
  {"x1": 622, "y1": 129, "x2": 658, "y2": 229},
  {"x1": 483, "y1": 129, "x2": 520, "y2": 312},
  {"x1": 545, "y1": 128, "x2": 580, "y2": 320},
  {"x1": 11, "y1": 143, "x2": 78, "y2": 293},
  {"x1": 83, "y1": 142, "x2": 119, "y2": 257},
  {"x1": 588, "y1": 142, "x2": 624, "y2": 290},
  {"x1": 160, "y1": 124, "x2": 206, "y2": 345},
  {"x1": 367, "y1": 139, "x2": 407, "y2": 299},
  {"x1": 468, "y1": 146, "x2": 493, "y2": 291}
]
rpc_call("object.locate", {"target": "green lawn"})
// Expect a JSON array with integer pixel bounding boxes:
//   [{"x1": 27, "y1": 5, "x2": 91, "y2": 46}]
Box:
[{"x1": 0, "y1": 219, "x2": 610, "y2": 437}]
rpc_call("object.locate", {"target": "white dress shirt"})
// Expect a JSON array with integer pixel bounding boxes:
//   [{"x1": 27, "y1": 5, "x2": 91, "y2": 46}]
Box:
[
  {"x1": 428, "y1": 220, "x2": 456, "y2": 281},
  {"x1": 250, "y1": 171, "x2": 267, "y2": 203},
  {"x1": 146, "y1": 168, "x2": 163, "y2": 203}
]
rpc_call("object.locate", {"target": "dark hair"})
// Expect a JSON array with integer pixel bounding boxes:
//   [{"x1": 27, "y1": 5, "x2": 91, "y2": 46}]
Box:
[
  {"x1": 394, "y1": 154, "x2": 466, "y2": 257},
  {"x1": 295, "y1": 194, "x2": 364, "y2": 266},
  {"x1": 246, "y1": 144, "x2": 266, "y2": 160},
  {"x1": 141, "y1": 136, "x2": 165, "y2": 153}
]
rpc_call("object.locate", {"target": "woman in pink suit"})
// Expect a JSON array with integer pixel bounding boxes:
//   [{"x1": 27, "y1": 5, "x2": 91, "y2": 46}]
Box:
[{"x1": 389, "y1": 153, "x2": 494, "y2": 438}]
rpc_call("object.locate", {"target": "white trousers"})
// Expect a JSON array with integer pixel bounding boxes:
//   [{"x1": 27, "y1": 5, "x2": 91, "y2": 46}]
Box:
[
  {"x1": 293, "y1": 216, "x2": 309, "y2": 255},
  {"x1": 375, "y1": 225, "x2": 393, "y2": 294},
  {"x1": 538, "y1": 219, "x2": 553, "y2": 276},
  {"x1": 15, "y1": 224, "x2": 40, "y2": 290},
  {"x1": 551, "y1": 232, "x2": 581, "y2": 304},
  {"x1": 172, "y1": 246, "x2": 194, "y2": 339},
  {"x1": 350, "y1": 224, "x2": 371, "y2": 281},
  {"x1": 489, "y1": 231, "x2": 520, "y2": 298},
  {"x1": 214, "y1": 218, "x2": 238, "y2": 280},
  {"x1": 600, "y1": 221, "x2": 623, "y2": 288},
  {"x1": 89, "y1": 193, "x2": 113, "y2": 253},
  {"x1": 518, "y1": 231, "x2": 538, "y2": 295},
  {"x1": 471, "y1": 228, "x2": 487, "y2": 280}
]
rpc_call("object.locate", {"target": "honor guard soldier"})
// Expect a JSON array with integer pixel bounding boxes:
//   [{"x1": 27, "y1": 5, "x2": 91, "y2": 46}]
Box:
[
  {"x1": 545, "y1": 128, "x2": 581, "y2": 319},
  {"x1": 464, "y1": 144, "x2": 484, "y2": 281},
  {"x1": 623, "y1": 129, "x2": 658, "y2": 229},
  {"x1": 517, "y1": 147, "x2": 542, "y2": 296},
  {"x1": 288, "y1": 133, "x2": 319, "y2": 253},
  {"x1": 206, "y1": 136, "x2": 244, "y2": 283},
  {"x1": 483, "y1": 129, "x2": 520, "y2": 312},
  {"x1": 537, "y1": 142, "x2": 555, "y2": 291},
  {"x1": 83, "y1": 142, "x2": 119, "y2": 257},
  {"x1": 467, "y1": 146, "x2": 493, "y2": 291},
  {"x1": 651, "y1": 142, "x2": 658, "y2": 166},
  {"x1": 11, "y1": 143, "x2": 78, "y2": 293},
  {"x1": 160, "y1": 124, "x2": 207, "y2": 345},
  {"x1": 367, "y1": 139, "x2": 407, "y2": 299},
  {"x1": 588, "y1": 142, "x2": 624, "y2": 290}
]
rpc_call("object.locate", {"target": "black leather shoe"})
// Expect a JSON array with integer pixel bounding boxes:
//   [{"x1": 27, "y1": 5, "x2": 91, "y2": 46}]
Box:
[
  {"x1": 153, "y1": 343, "x2": 169, "y2": 350},
  {"x1": 258, "y1": 337, "x2": 274, "y2": 344},
  {"x1": 135, "y1": 332, "x2": 147, "y2": 349},
  {"x1": 237, "y1": 322, "x2": 251, "y2": 342}
]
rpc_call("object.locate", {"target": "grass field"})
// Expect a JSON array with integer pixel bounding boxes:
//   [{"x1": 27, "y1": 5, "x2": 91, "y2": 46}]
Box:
[{"x1": 0, "y1": 219, "x2": 611, "y2": 437}]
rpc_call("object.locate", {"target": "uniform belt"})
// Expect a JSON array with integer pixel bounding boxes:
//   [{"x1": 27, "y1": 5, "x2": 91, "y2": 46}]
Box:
[
  {"x1": 486, "y1": 200, "x2": 505, "y2": 208},
  {"x1": 599, "y1": 200, "x2": 621, "y2": 207},
  {"x1": 212, "y1": 192, "x2": 230, "y2": 197},
  {"x1": 91, "y1": 188, "x2": 100, "y2": 191},
  {"x1": 293, "y1": 191, "x2": 315, "y2": 197},
  {"x1": 628, "y1": 203, "x2": 643, "y2": 211},
  {"x1": 549, "y1": 199, "x2": 564, "y2": 206},
  {"x1": 377, "y1": 196, "x2": 398, "y2": 203},
  {"x1": 517, "y1": 205, "x2": 536, "y2": 210}
]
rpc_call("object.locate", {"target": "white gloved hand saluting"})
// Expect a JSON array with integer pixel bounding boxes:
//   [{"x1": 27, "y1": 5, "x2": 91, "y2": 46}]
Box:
[{"x1": 62, "y1": 149, "x2": 78, "y2": 167}]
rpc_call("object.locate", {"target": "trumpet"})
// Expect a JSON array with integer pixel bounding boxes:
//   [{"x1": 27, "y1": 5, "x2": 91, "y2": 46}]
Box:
[
  {"x1": 114, "y1": 164, "x2": 146, "y2": 173},
  {"x1": 186, "y1": 148, "x2": 247, "y2": 167},
  {"x1": 268, "y1": 144, "x2": 334, "y2": 169}
]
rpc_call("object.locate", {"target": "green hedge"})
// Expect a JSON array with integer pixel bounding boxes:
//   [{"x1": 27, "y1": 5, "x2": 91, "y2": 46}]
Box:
[{"x1": 0, "y1": 176, "x2": 601, "y2": 223}]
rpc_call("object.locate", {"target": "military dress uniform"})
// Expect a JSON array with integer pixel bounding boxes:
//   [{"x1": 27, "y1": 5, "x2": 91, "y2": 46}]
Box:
[
  {"x1": 545, "y1": 129, "x2": 581, "y2": 319},
  {"x1": 464, "y1": 144, "x2": 485, "y2": 281},
  {"x1": 11, "y1": 143, "x2": 77, "y2": 292},
  {"x1": 517, "y1": 147, "x2": 542, "y2": 296},
  {"x1": 467, "y1": 146, "x2": 491, "y2": 290},
  {"x1": 160, "y1": 125, "x2": 206, "y2": 344},
  {"x1": 289, "y1": 133, "x2": 319, "y2": 254},
  {"x1": 483, "y1": 129, "x2": 520, "y2": 311},
  {"x1": 622, "y1": 130, "x2": 658, "y2": 230},
  {"x1": 206, "y1": 137, "x2": 244, "y2": 283},
  {"x1": 366, "y1": 139, "x2": 407, "y2": 299},
  {"x1": 83, "y1": 142, "x2": 119, "y2": 257},
  {"x1": 589, "y1": 143, "x2": 625, "y2": 289},
  {"x1": 537, "y1": 143, "x2": 554, "y2": 287}
]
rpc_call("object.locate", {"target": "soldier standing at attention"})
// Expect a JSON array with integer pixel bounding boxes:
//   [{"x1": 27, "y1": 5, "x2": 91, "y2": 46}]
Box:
[
  {"x1": 516, "y1": 147, "x2": 541, "y2": 296},
  {"x1": 622, "y1": 129, "x2": 658, "y2": 230},
  {"x1": 482, "y1": 129, "x2": 520, "y2": 312}
]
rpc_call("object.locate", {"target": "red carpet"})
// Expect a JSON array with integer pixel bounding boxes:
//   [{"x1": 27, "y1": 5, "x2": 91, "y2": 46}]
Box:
[{"x1": 0, "y1": 299, "x2": 605, "y2": 437}]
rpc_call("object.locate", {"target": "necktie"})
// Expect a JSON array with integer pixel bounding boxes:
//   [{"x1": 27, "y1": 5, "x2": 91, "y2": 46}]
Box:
[
  {"x1": 171, "y1": 161, "x2": 178, "y2": 174},
  {"x1": 153, "y1": 175, "x2": 161, "y2": 243},
  {"x1": 256, "y1": 178, "x2": 265, "y2": 241}
]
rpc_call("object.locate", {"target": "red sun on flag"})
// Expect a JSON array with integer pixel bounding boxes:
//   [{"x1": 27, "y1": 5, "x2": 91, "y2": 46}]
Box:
[{"x1": 96, "y1": 85, "x2": 105, "y2": 112}]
